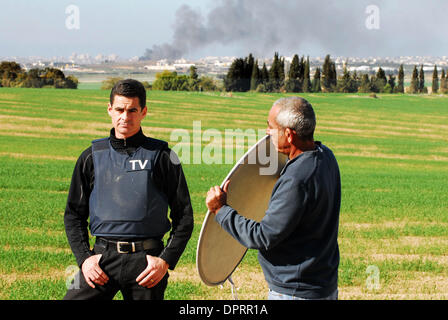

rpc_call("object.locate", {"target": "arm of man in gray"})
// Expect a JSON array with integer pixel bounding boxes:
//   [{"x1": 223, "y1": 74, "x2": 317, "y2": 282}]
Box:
[{"x1": 214, "y1": 175, "x2": 306, "y2": 251}]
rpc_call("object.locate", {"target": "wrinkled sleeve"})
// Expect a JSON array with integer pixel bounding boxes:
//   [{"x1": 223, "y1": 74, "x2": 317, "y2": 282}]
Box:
[
  {"x1": 154, "y1": 149, "x2": 194, "y2": 270},
  {"x1": 64, "y1": 147, "x2": 94, "y2": 267},
  {"x1": 215, "y1": 175, "x2": 306, "y2": 251}
]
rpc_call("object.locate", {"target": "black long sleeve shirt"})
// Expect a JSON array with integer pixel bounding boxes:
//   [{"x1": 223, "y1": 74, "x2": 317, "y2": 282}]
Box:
[{"x1": 64, "y1": 128, "x2": 194, "y2": 270}]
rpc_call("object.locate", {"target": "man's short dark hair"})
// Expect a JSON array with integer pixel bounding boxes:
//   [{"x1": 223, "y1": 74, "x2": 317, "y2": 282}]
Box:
[{"x1": 110, "y1": 79, "x2": 146, "y2": 109}]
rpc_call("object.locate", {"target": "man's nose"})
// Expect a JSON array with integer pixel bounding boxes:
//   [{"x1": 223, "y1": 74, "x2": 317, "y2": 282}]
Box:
[{"x1": 121, "y1": 111, "x2": 129, "y2": 120}]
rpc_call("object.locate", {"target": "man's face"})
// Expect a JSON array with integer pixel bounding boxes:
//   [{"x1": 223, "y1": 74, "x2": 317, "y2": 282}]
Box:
[
  {"x1": 108, "y1": 95, "x2": 147, "y2": 139},
  {"x1": 266, "y1": 104, "x2": 289, "y2": 154}
]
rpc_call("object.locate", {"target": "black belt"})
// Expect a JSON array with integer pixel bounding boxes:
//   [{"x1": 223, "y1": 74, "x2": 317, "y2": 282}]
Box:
[{"x1": 96, "y1": 237, "x2": 163, "y2": 254}]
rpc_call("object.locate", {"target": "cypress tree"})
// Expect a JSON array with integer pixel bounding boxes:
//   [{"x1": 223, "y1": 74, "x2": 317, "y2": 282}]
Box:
[
  {"x1": 224, "y1": 58, "x2": 241, "y2": 92},
  {"x1": 396, "y1": 64, "x2": 404, "y2": 93},
  {"x1": 418, "y1": 64, "x2": 426, "y2": 93},
  {"x1": 440, "y1": 69, "x2": 448, "y2": 94},
  {"x1": 288, "y1": 54, "x2": 300, "y2": 79},
  {"x1": 359, "y1": 74, "x2": 371, "y2": 93},
  {"x1": 279, "y1": 56, "x2": 285, "y2": 88},
  {"x1": 387, "y1": 74, "x2": 396, "y2": 93},
  {"x1": 245, "y1": 54, "x2": 254, "y2": 76},
  {"x1": 243, "y1": 53, "x2": 255, "y2": 91},
  {"x1": 285, "y1": 54, "x2": 300, "y2": 92},
  {"x1": 370, "y1": 75, "x2": 379, "y2": 93},
  {"x1": 302, "y1": 56, "x2": 311, "y2": 92},
  {"x1": 224, "y1": 57, "x2": 250, "y2": 92},
  {"x1": 250, "y1": 60, "x2": 261, "y2": 91},
  {"x1": 432, "y1": 65, "x2": 439, "y2": 94},
  {"x1": 189, "y1": 66, "x2": 198, "y2": 80},
  {"x1": 374, "y1": 67, "x2": 387, "y2": 92},
  {"x1": 337, "y1": 66, "x2": 353, "y2": 93},
  {"x1": 322, "y1": 54, "x2": 337, "y2": 92},
  {"x1": 330, "y1": 59, "x2": 337, "y2": 91},
  {"x1": 188, "y1": 66, "x2": 199, "y2": 91},
  {"x1": 261, "y1": 62, "x2": 269, "y2": 86},
  {"x1": 268, "y1": 53, "x2": 278, "y2": 91},
  {"x1": 298, "y1": 56, "x2": 305, "y2": 87},
  {"x1": 322, "y1": 55, "x2": 330, "y2": 92},
  {"x1": 409, "y1": 65, "x2": 419, "y2": 94},
  {"x1": 269, "y1": 52, "x2": 284, "y2": 92},
  {"x1": 352, "y1": 71, "x2": 360, "y2": 93},
  {"x1": 311, "y1": 67, "x2": 321, "y2": 93}
]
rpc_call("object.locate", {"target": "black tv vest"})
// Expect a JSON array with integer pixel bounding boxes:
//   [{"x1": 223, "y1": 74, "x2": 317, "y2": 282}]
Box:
[{"x1": 89, "y1": 137, "x2": 170, "y2": 238}]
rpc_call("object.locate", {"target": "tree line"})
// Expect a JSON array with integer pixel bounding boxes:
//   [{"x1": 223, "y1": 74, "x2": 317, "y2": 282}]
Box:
[
  {"x1": 101, "y1": 67, "x2": 220, "y2": 92},
  {"x1": 0, "y1": 61, "x2": 78, "y2": 89},
  {"x1": 150, "y1": 66, "x2": 219, "y2": 92},
  {"x1": 224, "y1": 53, "x2": 448, "y2": 94}
]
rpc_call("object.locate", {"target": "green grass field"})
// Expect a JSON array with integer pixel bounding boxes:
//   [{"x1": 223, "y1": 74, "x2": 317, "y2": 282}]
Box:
[{"x1": 0, "y1": 87, "x2": 447, "y2": 300}]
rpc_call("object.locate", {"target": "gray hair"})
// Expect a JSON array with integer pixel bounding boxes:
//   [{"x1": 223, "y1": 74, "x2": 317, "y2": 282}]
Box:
[{"x1": 274, "y1": 97, "x2": 316, "y2": 141}]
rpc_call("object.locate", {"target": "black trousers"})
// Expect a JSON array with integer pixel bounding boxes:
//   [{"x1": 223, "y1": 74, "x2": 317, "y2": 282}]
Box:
[{"x1": 64, "y1": 242, "x2": 168, "y2": 300}]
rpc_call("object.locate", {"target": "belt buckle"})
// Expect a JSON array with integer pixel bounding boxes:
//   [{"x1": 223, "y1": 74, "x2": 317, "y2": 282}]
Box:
[{"x1": 117, "y1": 241, "x2": 135, "y2": 253}]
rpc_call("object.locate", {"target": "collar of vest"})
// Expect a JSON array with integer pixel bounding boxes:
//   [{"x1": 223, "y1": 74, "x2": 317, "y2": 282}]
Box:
[{"x1": 109, "y1": 128, "x2": 146, "y2": 151}]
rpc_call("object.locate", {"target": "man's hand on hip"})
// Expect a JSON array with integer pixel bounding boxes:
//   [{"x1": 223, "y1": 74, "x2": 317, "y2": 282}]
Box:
[
  {"x1": 81, "y1": 254, "x2": 109, "y2": 288},
  {"x1": 136, "y1": 255, "x2": 169, "y2": 288}
]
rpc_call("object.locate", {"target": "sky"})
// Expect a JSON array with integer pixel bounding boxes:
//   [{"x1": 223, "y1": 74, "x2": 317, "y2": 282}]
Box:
[{"x1": 0, "y1": 0, "x2": 447, "y2": 60}]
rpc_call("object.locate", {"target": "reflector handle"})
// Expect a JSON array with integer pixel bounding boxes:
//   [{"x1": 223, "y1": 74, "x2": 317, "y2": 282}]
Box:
[{"x1": 228, "y1": 276, "x2": 238, "y2": 300}]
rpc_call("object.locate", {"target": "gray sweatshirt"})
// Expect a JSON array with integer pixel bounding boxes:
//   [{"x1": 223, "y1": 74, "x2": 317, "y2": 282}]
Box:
[{"x1": 215, "y1": 141, "x2": 341, "y2": 299}]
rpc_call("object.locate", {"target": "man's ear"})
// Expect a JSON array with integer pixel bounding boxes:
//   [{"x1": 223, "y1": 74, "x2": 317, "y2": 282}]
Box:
[
  {"x1": 141, "y1": 106, "x2": 148, "y2": 117},
  {"x1": 107, "y1": 103, "x2": 113, "y2": 116},
  {"x1": 285, "y1": 128, "x2": 294, "y2": 143}
]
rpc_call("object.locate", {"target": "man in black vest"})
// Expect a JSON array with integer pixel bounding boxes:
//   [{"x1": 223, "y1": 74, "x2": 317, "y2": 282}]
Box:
[{"x1": 64, "y1": 79, "x2": 194, "y2": 300}]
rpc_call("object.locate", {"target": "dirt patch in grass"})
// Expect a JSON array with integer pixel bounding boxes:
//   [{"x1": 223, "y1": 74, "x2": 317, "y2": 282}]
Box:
[
  {"x1": 169, "y1": 264, "x2": 267, "y2": 300},
  {"x1": 342, "y1": 220, "x2": 448, "y2": 231},
  {"x1": 398, "y1": 236, "x2": 448, "y2": 247},
  {"x1": 0, "y1": 124, "x2": 103, "y2": 137},
  {"x1": 2, "y1": 245, "x2": 71, "y2": 255},
  {"x1": 0, "y1": 152, "x2": 76, "y2": 161},
  {"x1": 340, "y1": 272, "x2": 448, "y2": 300},
  {"x1": 0, "y1": 269, "x2": 67, "y2": 285},
  {"x1": 336, "y1": 151, "x2": 448, "y2": 162},
  {"x1": 368, "y1": 253, "x2": 448, "y2": 264}
]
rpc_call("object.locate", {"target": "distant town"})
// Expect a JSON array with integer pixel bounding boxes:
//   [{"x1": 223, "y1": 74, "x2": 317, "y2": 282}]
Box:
[{"x1": 1, "y1": 53, "x2": 447, "y2": 84}]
